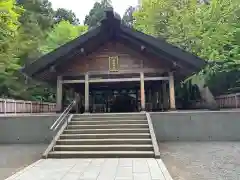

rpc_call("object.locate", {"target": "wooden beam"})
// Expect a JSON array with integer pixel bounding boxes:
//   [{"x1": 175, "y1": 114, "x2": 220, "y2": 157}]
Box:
[
  {"x1": 62, "y1": 76, "x2": 169, "y2": 84},
  {"x1": 61, "y1": 68, "x2": 165, "y2": 77},
  {"x1": 62, "y1": 80, "x2": 85, "y2": 84}
]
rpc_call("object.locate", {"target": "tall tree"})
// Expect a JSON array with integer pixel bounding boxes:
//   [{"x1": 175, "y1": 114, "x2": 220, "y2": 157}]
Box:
[
  {"x1": 0, "y1": 0, "x2": 85, "y2": 100},
  {"x1": 122, "y1": 6, "x2": 136, "y2": 27},
  {"x1": 17, "y1": 0, "x2": 54, "y2": 30},
  {"x1": 134, "y1": 0, "x2": 240, "y2": 95},
  {"x1": 39, "y1": 21, "x2": 88, "y2": 54},
  {"x1": 84, "y1": 0, "x2": 113, "y2": 28},
  {"x1": 15, "y1": 0, "x2": 55, "y2": 65},
  {"x1": 0, "y1": 0, "x2": 23, "y2": 98},
  {"x1": 54, "y1": 8, "x2": 79, "y2": 25}
]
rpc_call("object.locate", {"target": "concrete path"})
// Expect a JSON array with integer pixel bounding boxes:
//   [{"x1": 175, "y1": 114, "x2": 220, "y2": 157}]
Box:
[{"x1": 5, "y1": 158, "x2": 172, "y2": 180}]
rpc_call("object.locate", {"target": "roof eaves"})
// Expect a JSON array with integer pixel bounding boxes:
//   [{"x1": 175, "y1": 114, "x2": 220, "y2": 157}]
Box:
[
  {"x1": 22, "y1": 25, "x2": 102, "y2": 77},
  {"x1": 120, "y1": 25, "x2": 207, "y2": 70}
]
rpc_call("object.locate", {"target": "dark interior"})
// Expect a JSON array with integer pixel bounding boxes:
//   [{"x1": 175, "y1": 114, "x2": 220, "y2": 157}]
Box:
[{"x1": 71, "y1": 81, "x2": 161, "y2": 113}]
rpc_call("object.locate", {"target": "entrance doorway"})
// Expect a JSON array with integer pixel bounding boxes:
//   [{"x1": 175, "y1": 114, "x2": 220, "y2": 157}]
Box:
[
  {"x1": 61, "y1": 72, "x2": 174, "y2": 114},
  {"x1": 91, "y1": 89, "x2": 139, "y2": 113}
]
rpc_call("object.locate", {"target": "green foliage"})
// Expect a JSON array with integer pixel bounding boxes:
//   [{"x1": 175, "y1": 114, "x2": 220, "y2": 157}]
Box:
[
  {"x1": 175, "y1": 81, "x2": 201, "y2": 109},
  {"x1": 0, "y1": 0, "x2": 22, "y2": 98},
  {"x1": 1, "y1": 0, "x2": 239, "y2": 104},
  {"x1": 54, "y1": 8, "x2": 79, "y2": 25},
  {"x1": 17, "y1": 0, "x2": 54, "y2": 30},
  {"x1": 0, "y1": 0, "x2": 85, "y2": 101},
  {"x1": 39, "y1": 21, "x2": 88, "y2": 54},
  {"x1": 84, "y1": 0, "x2": 113, "y2": 28},
  {"x1": 122, "y1": 6, "x2": 136, "y2": 27},
  {"x1": 134, "y1": 0, "x2": 240, "y2": 95}
]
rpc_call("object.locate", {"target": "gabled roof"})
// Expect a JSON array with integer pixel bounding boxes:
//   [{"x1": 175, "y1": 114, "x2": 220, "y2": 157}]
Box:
[{"x1": 21, "y1": 9, "x2": 207, "y2": 80}]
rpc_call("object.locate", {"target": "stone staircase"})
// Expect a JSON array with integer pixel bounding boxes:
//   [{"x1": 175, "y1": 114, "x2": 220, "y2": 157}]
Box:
[{"x1": 45, "y1": 113, "x2": 159, "y2": 158}]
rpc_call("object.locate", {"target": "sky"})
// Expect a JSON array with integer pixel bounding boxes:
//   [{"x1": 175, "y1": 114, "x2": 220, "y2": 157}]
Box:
[{"x1": 50, "y1": 0, "x2": 139, "y2": 24}]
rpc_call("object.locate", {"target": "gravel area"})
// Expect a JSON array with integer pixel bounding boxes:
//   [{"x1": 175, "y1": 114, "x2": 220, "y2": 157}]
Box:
[
  {"x1": 159, "y1": 142, "x2": 240, "y2": 180},
  {"x1": 0, "y1": 144, "x2": 47, "y2": 180}
]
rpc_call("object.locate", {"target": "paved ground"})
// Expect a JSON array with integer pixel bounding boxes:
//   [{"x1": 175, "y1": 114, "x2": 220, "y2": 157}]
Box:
[
  {"x1": 159, "y1": 142, "x2": 240, "y2": 180},
  {"x1": 5, "y1": 142, "x2": 240, "y2": 180},
  {"x1": 6, "y1": 158, "x2": 172, "y2": 180},
  {"x1": 0, "y1": 144, "x2": 47, "y2": 180}
]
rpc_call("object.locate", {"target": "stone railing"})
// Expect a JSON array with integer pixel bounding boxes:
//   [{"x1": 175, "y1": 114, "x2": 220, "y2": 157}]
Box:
[{"x1": 0, "y1": 98, "x2": 56, "y2": 114}]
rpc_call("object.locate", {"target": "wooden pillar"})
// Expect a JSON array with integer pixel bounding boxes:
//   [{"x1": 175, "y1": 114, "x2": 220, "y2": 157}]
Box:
[
  {"x1": 162, "y1": 81, "x2": 168, "y2": 110},
  {"x1": 140, "y1": 72, "x2": 145, "y2": 111},
  {"x1": 56, "y1": 76, "x2": 63, "y2": 112},
  {"x1": 169, "y1": 72, "x2": 176, "y2": 110},
  {"x1": 84, "y1": 73, "x2": 89, "y2": 113}
]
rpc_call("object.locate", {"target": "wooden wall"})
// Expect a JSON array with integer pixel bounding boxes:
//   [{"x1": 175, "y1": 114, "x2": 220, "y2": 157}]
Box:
[{"x1": 58, "y1": 42, "x2": 168, "y2": 75}]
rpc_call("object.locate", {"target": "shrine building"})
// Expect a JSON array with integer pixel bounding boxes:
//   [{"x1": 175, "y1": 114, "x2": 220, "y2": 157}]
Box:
[{"x1": 21, "y1": 10, "x2": 208, "y2": 113}]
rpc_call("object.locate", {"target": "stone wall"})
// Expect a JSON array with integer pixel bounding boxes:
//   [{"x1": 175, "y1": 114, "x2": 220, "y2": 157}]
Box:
[
  {"x1": 0, "y1": 115, "x2": 59, "y2": 144},
  {"x1": 150, "y1": 111, "x2": 240, "y2": 141},
  {"x1": 1, "y1": 112, "x2": 240, "y2": 144}
]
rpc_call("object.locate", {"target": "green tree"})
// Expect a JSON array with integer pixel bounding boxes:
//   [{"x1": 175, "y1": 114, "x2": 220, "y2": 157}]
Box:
[
  {"x1": 54, "y1": 8, "x2": 79, "y2": 25},
  {"x1": 134, "y1": 0, "x2": 240, "y2": 95},
  {"x1": 84, "y1": 0, "x2": 113, "y2": 28},
  {"x1": 39, "y1": 21, "x2": 88, "y2": 54},
  {"x1": 122, "y1": 6, "x2": 136, "y2": 27},
  {"x1": 15, "y1": 0, "x2": 55, "y2": 66},
  {"x1": 17, "y1": 0, "x2": 54, "y2": 30},
  {"x1": 0, "y1": 0, "x2": 22, "y2": 98},
  {"x1": 0, "y1": 0, "x2": 88, "y2": 101}
]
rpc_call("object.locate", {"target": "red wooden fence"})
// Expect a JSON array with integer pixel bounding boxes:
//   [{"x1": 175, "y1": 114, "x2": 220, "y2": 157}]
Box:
[
  {"x1": 0, "y1": 98, "x2": 56, "y2": 114},
  {"x1": 193, "y1": 93, "x2": 240, "y2": 109},
  {"x1": 215, "y1": 93, "x2": 240, "y2": 109}
]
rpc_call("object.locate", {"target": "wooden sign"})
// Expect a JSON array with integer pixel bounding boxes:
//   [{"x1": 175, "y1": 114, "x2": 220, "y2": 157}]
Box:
[{"x1": 109, "y1": 56, "x2": 119, "y2": 72}]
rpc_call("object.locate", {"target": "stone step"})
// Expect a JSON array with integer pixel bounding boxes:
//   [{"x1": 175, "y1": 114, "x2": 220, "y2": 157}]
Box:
[
  {"x1": 56, "y1": 139, "x2": 152, "y2": 145},
  {"x1": 53, "y1": 144, "x2": 154, "y2": 151},
  {"x1": 69, "y1": 120, "x2": 148, "y2": 125},
  {"x1": 73, "y1": 113, "x2": 145, "y2": 117},
  {"x1": 67, "y1": 124, "x2": 149, "y2": 129},
  {"x1": 63, "y1": 128, "x2": 150, "y2": 134},
  {"x1": 48, "y1": 151, "x2": 155, "y2": 158},
  {"x1": 72, "y1": 115, "x2": 146, "y2": 121},
  {"x1": 60, "y1": 133, "x2": 151, "y2": 139}
]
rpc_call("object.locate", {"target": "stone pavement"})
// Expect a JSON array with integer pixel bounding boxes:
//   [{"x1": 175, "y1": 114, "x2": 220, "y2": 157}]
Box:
[{"x1": 6, "y1": 158, "x2": 172, "y2": 180}]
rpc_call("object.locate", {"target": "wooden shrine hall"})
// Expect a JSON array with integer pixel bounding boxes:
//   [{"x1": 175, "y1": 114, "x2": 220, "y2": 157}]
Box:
[{"x1": 21, "y1": 10, "x2": 214, "y2": 113}]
